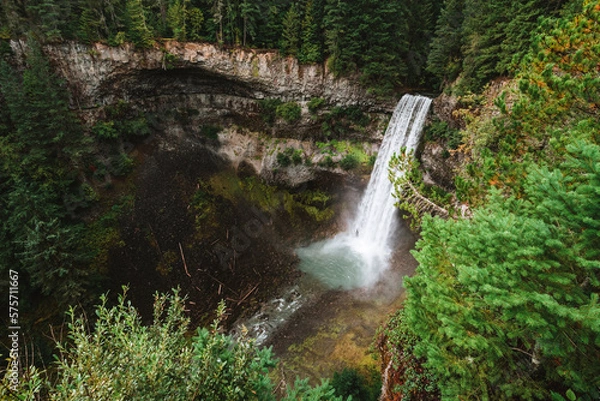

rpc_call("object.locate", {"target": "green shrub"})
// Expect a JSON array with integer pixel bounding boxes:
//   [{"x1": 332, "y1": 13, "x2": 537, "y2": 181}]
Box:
[
  {"x1": 308, "y1": 97, "x2": 326, "y2": 114},
  {"x1": 425, "y1": 120, "x2": 462, "y2": 150},
  {"x1": 258, "y1": 98, "x2": 283, "y2": 124},
  {"x1": 339, "y1": 154, "x2": 359, "y2": 170},
  {"x1": 200, "y1": 125, "x2": 221, "y2": 140},
  {"x1": 319, "y1": 155, "x2": 336, "y2": 168},
  {"x1": 368, "y1": 154, "x2": 377, "y2": 167},
  {"x1": 292, "y1": 149, "x2": 303, "y2": 165},
  {"x1": 2, "y1": 290, "x2": 346, "y2": 401},
  {"x1": 111, "y1": 153, "x2": 134, "y2": 176},
  {"x1": 92, "y1": 121, "x2": 119, "y2": 140},
  {"x1": 276, "y1": 101, "x2": 302, "y2": 123},
  {"x1": 322, "y1": 106, "x2": 370, "y2": 136},
  {"x1": 121, "y1": 117, "x2": 151, "y2": 137},
  {"x1": 277, "y1": 151, "x2": 292, "y2": 167},
  {"x1": 277, "y1": 148, "x2": 303, "y2": 166},
  {"x1": 331, "y1": 367, "x2": 381, "y2": 401}
]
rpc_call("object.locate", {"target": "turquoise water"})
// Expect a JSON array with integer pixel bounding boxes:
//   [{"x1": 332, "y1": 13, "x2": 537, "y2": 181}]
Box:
[{"x1": 296, "y1": 233, "x2": 390, "y2": 290}]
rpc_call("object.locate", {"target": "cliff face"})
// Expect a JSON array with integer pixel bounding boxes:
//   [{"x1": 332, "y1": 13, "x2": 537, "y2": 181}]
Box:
[{"x1": 11, "y1": 40, "x2": 390, "y2": 111}]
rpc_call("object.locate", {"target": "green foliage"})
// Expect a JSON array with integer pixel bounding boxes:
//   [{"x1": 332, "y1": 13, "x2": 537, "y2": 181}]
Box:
[
  {"x1": 3, "y1": 289, "x2": 346, "y2": 400},
  {"x1": 331, "y1": 367, "x2": 381, "y2": 401},
  {"x1": 318, "y1": 155, "x2": 336, "y2": 168},
  {"x1": 92, "y1": 120, "x2": 119, "y2": 140},
  {"x1": 403, "y1": 140, "x2": 600, "y2": 399},
  {"x1": 187, "y1": 7, "x2": 205, "y2": 41},
  {"x1": 380, "y1": 309, "x2": 440, "y2": 400},
  {"x1": 276, "y1": 101, "x2": 302, "y2": 123},
  {"x1": 167, "y1": 0, "x2": 188, "y2": 41},
  {"x1": 291, "y1": 189, "x2": 335, "y2": 222},
  {"x1": 424, "y1": 120, "x2": 462, "y2": 150},
  {"x1": 277, "y1": 150, "x2": 292, "y2": 167},
  {"x1": 192, "y1": 300, "x2": 276, "y2": 400},
  {"x1": 456, "y1": 1, "x2": 600, "y2": 203},
  {"x1": 281, "y1": 2, "x2": 301, "y2": 56},
  {"x1": 437, "y1": 0, "x2": 567, "y2": 92},
  {"x1": 277, "y1": 147, "x2": 304, "y2": 167},
  {"x1": 258, "y1": 98, "x2": 283, "y2": 125},
  {"x1": 339, "y1": 153, "x2": 358, "y2": 170},
  {"x1": 282, "y1": 378, "x2": 345, "y2": 401},
  {"x1": 200, "y1": 124, "x2": 221, "y2": 140},
  {"x1": 298, "y1": 0, "x2": 323, "y2": 63},
  {"x1": 321, "y1": 106, "x2": 369, "y2": 137},
  {"x1": 426, "y1": 0, "x2": 465, "y2": 85},
  {"x1": 308, "y1": 97, "x2": 327, "y2": 114},
  {"x1": 390, "y1": 150, "x2": 450, "y2": 230},
  {"x1": 0, "y1": 43, "x2": 95, "y2": 306},
  {"x1": 125, "y1": 0, "x2": 154, "y2": 48}
]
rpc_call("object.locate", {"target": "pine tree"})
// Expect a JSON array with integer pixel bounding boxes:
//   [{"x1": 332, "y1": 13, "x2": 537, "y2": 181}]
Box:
[
  {"x1": 404, "y1": 157, "x2": 600, "y2": 398},
  {"x1": 240, "y1": 0, "x2": 259, "y2": 47},
  {"x1": 187, "y1": 6, "x2": 204, "y2": 41},
  {"x1": 0, "y1": 43, "x2": 92, "y2": 306},
  {"x1": 167, "y1": 0, "x2": 188, "y2": 40},
  {"x1": 125, "y1": 0, "x2": 154, "y2": 47},
  {"x1": 281, "y1": 2, "x2": 301, "y2": 56},
  {"x1": 298, "y1": 0, "x2": 322, "y2": 63},
  {"x1": 426, "y1": 0, "x2": 465, "y2": 85},
  {"x1": 211, "y1": 0, "x2": 224, "y2": 45}
]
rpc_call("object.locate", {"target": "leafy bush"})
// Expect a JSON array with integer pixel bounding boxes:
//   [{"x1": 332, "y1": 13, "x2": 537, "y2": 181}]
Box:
[
  {"x1": 292, "y1": 149, "x2": 303, "y2": 164},
  {"x1": 308, "y1": 97, "x2": 327, "y2": 114},
  {"x1": 339, "y1": 154, "x2": 359, "y2": 170},
  {"x1": 276, "y1": 101, "x2": 302, "y2": 123},
  {"x1": 92, "y1": 121, "x2": 119, "y2": 140},
  {"x1": 331, "y1": 367, "x2": 381, "y2": 401},
  {"x1": 368, "y1": 154, "x2": 377, "y2": 167},
  {"x1": 2, "y1": 290, "x2": 347, "y2": 400},
  {"x1": 277, "y1": 147, "x2": 303, "y2": 167},
  {"x1": 380, "y1": 309, "x2": 440, "y2": 400},
  {"x1": 425, "y1": 120, "x2": 462, "y2": 150},
  {"x1": 319, "y1": 155, "x2": 336, "y2": 168},
  {"x1": 200, "y1": 124, "x2": 222, "y2": 140},
  {"x1": 322, "y1": 106, "x2": 370, "y2": 136},
  {"x1": 277, "y1": 151, "x2": 292, "y2": 167},
  {"x1": 110, "y1": 153, "x2": 134, "y2": 176},
  {"x1": 258, "y1": 98, "x2": 283, "y2": 125}
]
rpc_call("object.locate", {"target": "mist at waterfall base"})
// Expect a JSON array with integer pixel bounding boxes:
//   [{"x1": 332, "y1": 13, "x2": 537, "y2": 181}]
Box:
[{"x1": 297, "y1": 95, "x2": 432, "y2": 290}]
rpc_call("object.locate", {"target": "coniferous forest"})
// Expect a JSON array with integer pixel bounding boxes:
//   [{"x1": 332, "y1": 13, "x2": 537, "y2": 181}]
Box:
[{"x1": 1, "y1": 0, "x2": 599, "y2": 399}]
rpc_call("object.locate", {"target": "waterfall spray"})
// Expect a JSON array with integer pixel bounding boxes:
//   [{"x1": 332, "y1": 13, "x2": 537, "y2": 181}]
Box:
[{"x1": 297, "y1": 94, "x2": 431, "y2": 289}]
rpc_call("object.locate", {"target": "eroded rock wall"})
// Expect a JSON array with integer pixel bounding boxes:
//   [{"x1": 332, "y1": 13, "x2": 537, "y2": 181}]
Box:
[{"x1": 11, "y1": 40, "x2": 390, "y2": 111}]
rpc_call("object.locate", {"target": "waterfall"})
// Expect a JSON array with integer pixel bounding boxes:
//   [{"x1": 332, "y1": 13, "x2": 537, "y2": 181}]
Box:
[
  {"x1": 352, "y1": 95, "x2": 432, "y2": 247},
  {"x1": 297, "y1": 94, "x2": 431, "y2": 289}
]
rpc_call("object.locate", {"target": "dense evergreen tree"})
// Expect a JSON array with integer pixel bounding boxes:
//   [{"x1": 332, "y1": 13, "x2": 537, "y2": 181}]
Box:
[
  {"x1": 404, "y1": 146, "x2": 600, "y2": 399},
  {"x1": 395, "y1": 2, "x2": 600, "y2": 399},
  {"x1": 0, "y1": 43, "x2": 93, "y2": 306},
  {"x1": 167, "y1": 0, "x2": 188, "y2": 40},
  {"x1": 125, "y1": 0, "x2": 154, "y2": 47},
  {"x1": 426, "y1": 0, "x2": 465, "y2": 86},
  {"x1": 239, "y1": 0, "x2": 258, "y2": 46},
  {"x1": 280, "y1": 2, "x2": 301, "y2": 56},
  {"x1": 298, "y1": 0, "x2": 323, "y2": 63}
]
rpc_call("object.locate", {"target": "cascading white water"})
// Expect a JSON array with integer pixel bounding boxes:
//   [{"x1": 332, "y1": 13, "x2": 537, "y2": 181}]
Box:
[{"x1": 297, "y1": 94, "x2": 431, "y2": 289}]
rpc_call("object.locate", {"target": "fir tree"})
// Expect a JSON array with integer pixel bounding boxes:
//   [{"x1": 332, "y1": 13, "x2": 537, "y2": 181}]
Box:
[
  {"x1": 187, "y1": 6, "x2": 204, "y2": 41},
  {"x1": 125, "y1": 0, "x2": 154, "y2": 47},
  {"x1": 426, "y1": 0, "x2": 465, "y2": 85},
  {"x1": 167, "y1": 0, "x2": 188, "y2": 40},
  {"x1": 281, "y1": 2, "x2": 301, "y2": 56},
  {"x1": 298, "y1": 0, "x2": 322, "y2": 63}
]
